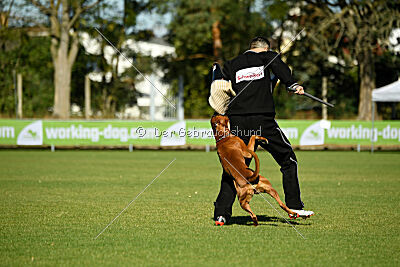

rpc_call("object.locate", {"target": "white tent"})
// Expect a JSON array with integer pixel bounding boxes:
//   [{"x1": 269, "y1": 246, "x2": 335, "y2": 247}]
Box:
[
  {"x1": 372, "y1": 80, "x2": 400, "y2": 102},
  {"x1": 371, "y1": 80, "x2": 400, "y2": 152}
]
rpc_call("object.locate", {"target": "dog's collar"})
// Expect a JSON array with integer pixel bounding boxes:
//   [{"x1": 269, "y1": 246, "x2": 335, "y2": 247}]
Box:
[{"x1": 215, "y1": 134, "x2": 230, "y2": 143}]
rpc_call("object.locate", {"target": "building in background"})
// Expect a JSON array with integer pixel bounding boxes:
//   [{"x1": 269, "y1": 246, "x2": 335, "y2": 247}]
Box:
[{"x1": 81, "y1": 33, "x2": 176, "y2": 120}]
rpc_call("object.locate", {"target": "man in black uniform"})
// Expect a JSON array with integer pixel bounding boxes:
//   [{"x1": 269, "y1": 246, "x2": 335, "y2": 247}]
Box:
[{"x1": 214, "y1": 36, "x2": 314, "y2": 225}]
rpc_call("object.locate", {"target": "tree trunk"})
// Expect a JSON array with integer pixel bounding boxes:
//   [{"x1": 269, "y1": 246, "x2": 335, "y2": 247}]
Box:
[
  {"x1": 53, "y1": 54, "x2": 72, "y2": 119},
  {"x1": 105, "y1": 95, "x2": 113, "y2": 117},
  {"x1": 30, "y1": 0, "x2": 98, "y2": 119},
  {"x1": 50, "y1": 0, "x2": 79, "y2": 119},
  {"x1": 52, "y1": 34, "x2": 78, "y2": 119},
  {"x1": 17, "y1": 73, "x2": 23, "y2": 118},
  {"x1": 85, "y1": 74, "x2": 91, "y2": 119},
  {"x1": 322, "y1": 76, "x2": 327, "y2": 120},
  {"x1": 212, "y1": 20, "x2": 222, "y2": 64},
  {"x1": 357, "y1": 50, "x2": 375, "y2": 120}
]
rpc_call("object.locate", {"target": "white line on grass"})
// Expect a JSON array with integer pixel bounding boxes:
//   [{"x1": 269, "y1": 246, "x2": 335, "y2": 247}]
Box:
[
  {"x1": 94, "y1": 27, "x2": 176, "y2": 109},
  {"x1": 223, "y1": 157, "x2": 306, "y2": 239},
  {"x1": 94, "y1": 158, "x2": 176, "y2": 239},
  {"x1": 226, "y1": 28, "x2": 305, "y2": 107}
]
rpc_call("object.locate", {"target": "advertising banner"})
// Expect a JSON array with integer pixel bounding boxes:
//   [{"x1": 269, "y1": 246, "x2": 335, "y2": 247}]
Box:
[{"x1": 1, "y1": 119, "x2": 400, "y2": 146}]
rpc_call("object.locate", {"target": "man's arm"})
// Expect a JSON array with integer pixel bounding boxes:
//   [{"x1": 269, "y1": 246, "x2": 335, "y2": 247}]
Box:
[{"x1": 264, "y1": 51, "x2": 304, "y2": 95}]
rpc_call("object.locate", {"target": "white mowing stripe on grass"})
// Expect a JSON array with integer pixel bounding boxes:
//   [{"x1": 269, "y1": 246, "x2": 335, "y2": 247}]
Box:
[{"x1": 94, "y1": 158, "x2": 176, "y2": 239}]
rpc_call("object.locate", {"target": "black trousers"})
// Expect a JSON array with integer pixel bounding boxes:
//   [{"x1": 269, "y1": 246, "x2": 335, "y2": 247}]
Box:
[{"x1": 213, "y1": 114, "x2": 304, "y2": 222}]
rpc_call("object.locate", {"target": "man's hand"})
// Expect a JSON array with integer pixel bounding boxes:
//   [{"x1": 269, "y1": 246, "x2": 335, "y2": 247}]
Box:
[{"x1": 294, "y1": 85, "x2": 304, "y2": 95}]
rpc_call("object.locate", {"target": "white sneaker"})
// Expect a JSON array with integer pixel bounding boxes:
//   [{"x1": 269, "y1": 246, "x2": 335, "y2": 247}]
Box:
[
  {"x1": 290, "y1": 209, "x2": 314, "y2": 219},
  {"x1": 215, "y1": 216, "x2": 226, "y2": 226}
]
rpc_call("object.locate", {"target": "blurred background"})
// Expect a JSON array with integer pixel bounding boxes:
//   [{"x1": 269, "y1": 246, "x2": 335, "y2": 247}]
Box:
[{"x1": 0, "y1": 0, "x2": 399, "y2": 121}]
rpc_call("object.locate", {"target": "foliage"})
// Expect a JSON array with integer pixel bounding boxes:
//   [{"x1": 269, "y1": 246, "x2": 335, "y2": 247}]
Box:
[
  {"x1": 0, "y1": 28, "x2": 23, "y2": 117},
  {"x1": 0, "y1": 26, "x2": 53, "y2": 118},
  {"x1": 157, "y1": 0, "x2": 271, "y2": 118},
  {"x1": 18, "y1": 37, "x2": 54, "y2": 118},
  {"x1": 157, "y1": 0, "x2": 399, "y2": 119},
  {"x1": 288, "y1": 0, "x2": 400, "y2": 120},
  {"x1": 1, "y1": 0, "x2": 399, "y2": 119},
  {"x1": 0, "y1": 0, "x2": 155, "y2": 118},
  {"x1": 375, "y1": 51, "x2": 400, "y2": 119},
  {"x1": 79, "y1": 0, "x2": 155, "y2": 118},
  {"x1": 284, "y1": 32, "x2": 360, "y2": 119}
]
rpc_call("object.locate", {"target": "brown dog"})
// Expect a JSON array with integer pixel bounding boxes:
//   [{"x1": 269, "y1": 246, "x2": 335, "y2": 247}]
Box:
[{"x1": 211, "y1": 114, "x2": 298, "y2": 225}]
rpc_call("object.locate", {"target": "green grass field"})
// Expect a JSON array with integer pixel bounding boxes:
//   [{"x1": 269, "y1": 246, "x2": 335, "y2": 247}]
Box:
[{"x1": 1, "y1": 150, "x2": 399, "y2": 266}]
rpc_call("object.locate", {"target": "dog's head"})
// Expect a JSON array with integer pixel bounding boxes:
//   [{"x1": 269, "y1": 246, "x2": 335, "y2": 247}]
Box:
[{"x1": 210, "y1": 114, "x2": 230, "y2": 134}]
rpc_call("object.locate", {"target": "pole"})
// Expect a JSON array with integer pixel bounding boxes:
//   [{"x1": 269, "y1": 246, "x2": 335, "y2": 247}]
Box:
[
  {"x1": 85, "y1": 75, "x2": 91, "y2": 119},
  {"x1": 322, "y1": 76, "x2": 328, "y2": 120},
  {"x1": 13, "y1": 70, "x2": 17, "y2": 119},
  {"x1": 371, "y1": 100, "x2": 375, "y2": 153},
  {"x1": 178, "y1": 75, "x2": 184, "y2": 121},
  {"x1": 17, "y1": 73, "x2": 23, "y2": 119},
  {"x1": 150, "y1": 74, "x2": 155, "y2": 121}
]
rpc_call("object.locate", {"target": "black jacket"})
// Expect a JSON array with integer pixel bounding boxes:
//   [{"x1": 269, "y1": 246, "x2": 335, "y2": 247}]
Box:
[{"x1": 223, "y1": 50, "x2": 298, "y2": 116}]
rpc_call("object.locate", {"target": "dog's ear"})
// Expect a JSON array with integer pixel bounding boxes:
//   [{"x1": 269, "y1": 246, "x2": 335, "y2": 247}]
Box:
[
  {"x1": 211, "y1": 115, "x2": 223, "y2": 129},
  {"x1": 210, "y1": 116, "x2": 218, "y2": 128}
]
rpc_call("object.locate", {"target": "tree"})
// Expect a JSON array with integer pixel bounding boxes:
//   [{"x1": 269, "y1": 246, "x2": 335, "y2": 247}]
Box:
[
  {"x1": 269, "y1": 0, "x2": 359, "y2": 119},
  {"x1": 157, "y1": 0, "x2": 270, "y2": 118},
  {"x1": 298, "y1": 0, "x2": 400, "y2": 120},
  {"x1": 1, "y1": 0, "x2": 54, "y2": 118},
  {"x1": 28, "y1": 0, "x2": 101, "y2": 119},
  {"x1": 0, "y1": 0, "x2": 20, "y2": 117},
  {"x1": 79, "y1": 0, "x2": 154, "y2": 118}
]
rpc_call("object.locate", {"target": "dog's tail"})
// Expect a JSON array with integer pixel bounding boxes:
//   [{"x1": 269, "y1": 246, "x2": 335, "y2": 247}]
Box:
[{"x1": 248, "y1": 150, "x2": 260, "y2": 181}]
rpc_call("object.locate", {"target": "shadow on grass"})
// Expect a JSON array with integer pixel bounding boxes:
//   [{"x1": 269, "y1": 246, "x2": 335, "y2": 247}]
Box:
[{"x1": 212, "y1": 215, "x2": 311, "y2": 227}]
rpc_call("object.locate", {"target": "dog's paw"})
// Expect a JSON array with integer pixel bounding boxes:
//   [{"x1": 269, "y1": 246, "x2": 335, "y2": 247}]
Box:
[{"x1": 256, "y1": 137, "x2": 269, "y2": 145}]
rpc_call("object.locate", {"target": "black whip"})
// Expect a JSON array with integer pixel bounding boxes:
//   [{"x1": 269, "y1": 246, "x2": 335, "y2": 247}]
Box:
[{"x1": 287, "y1": 88, "x2": 334, "y2": 108}]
